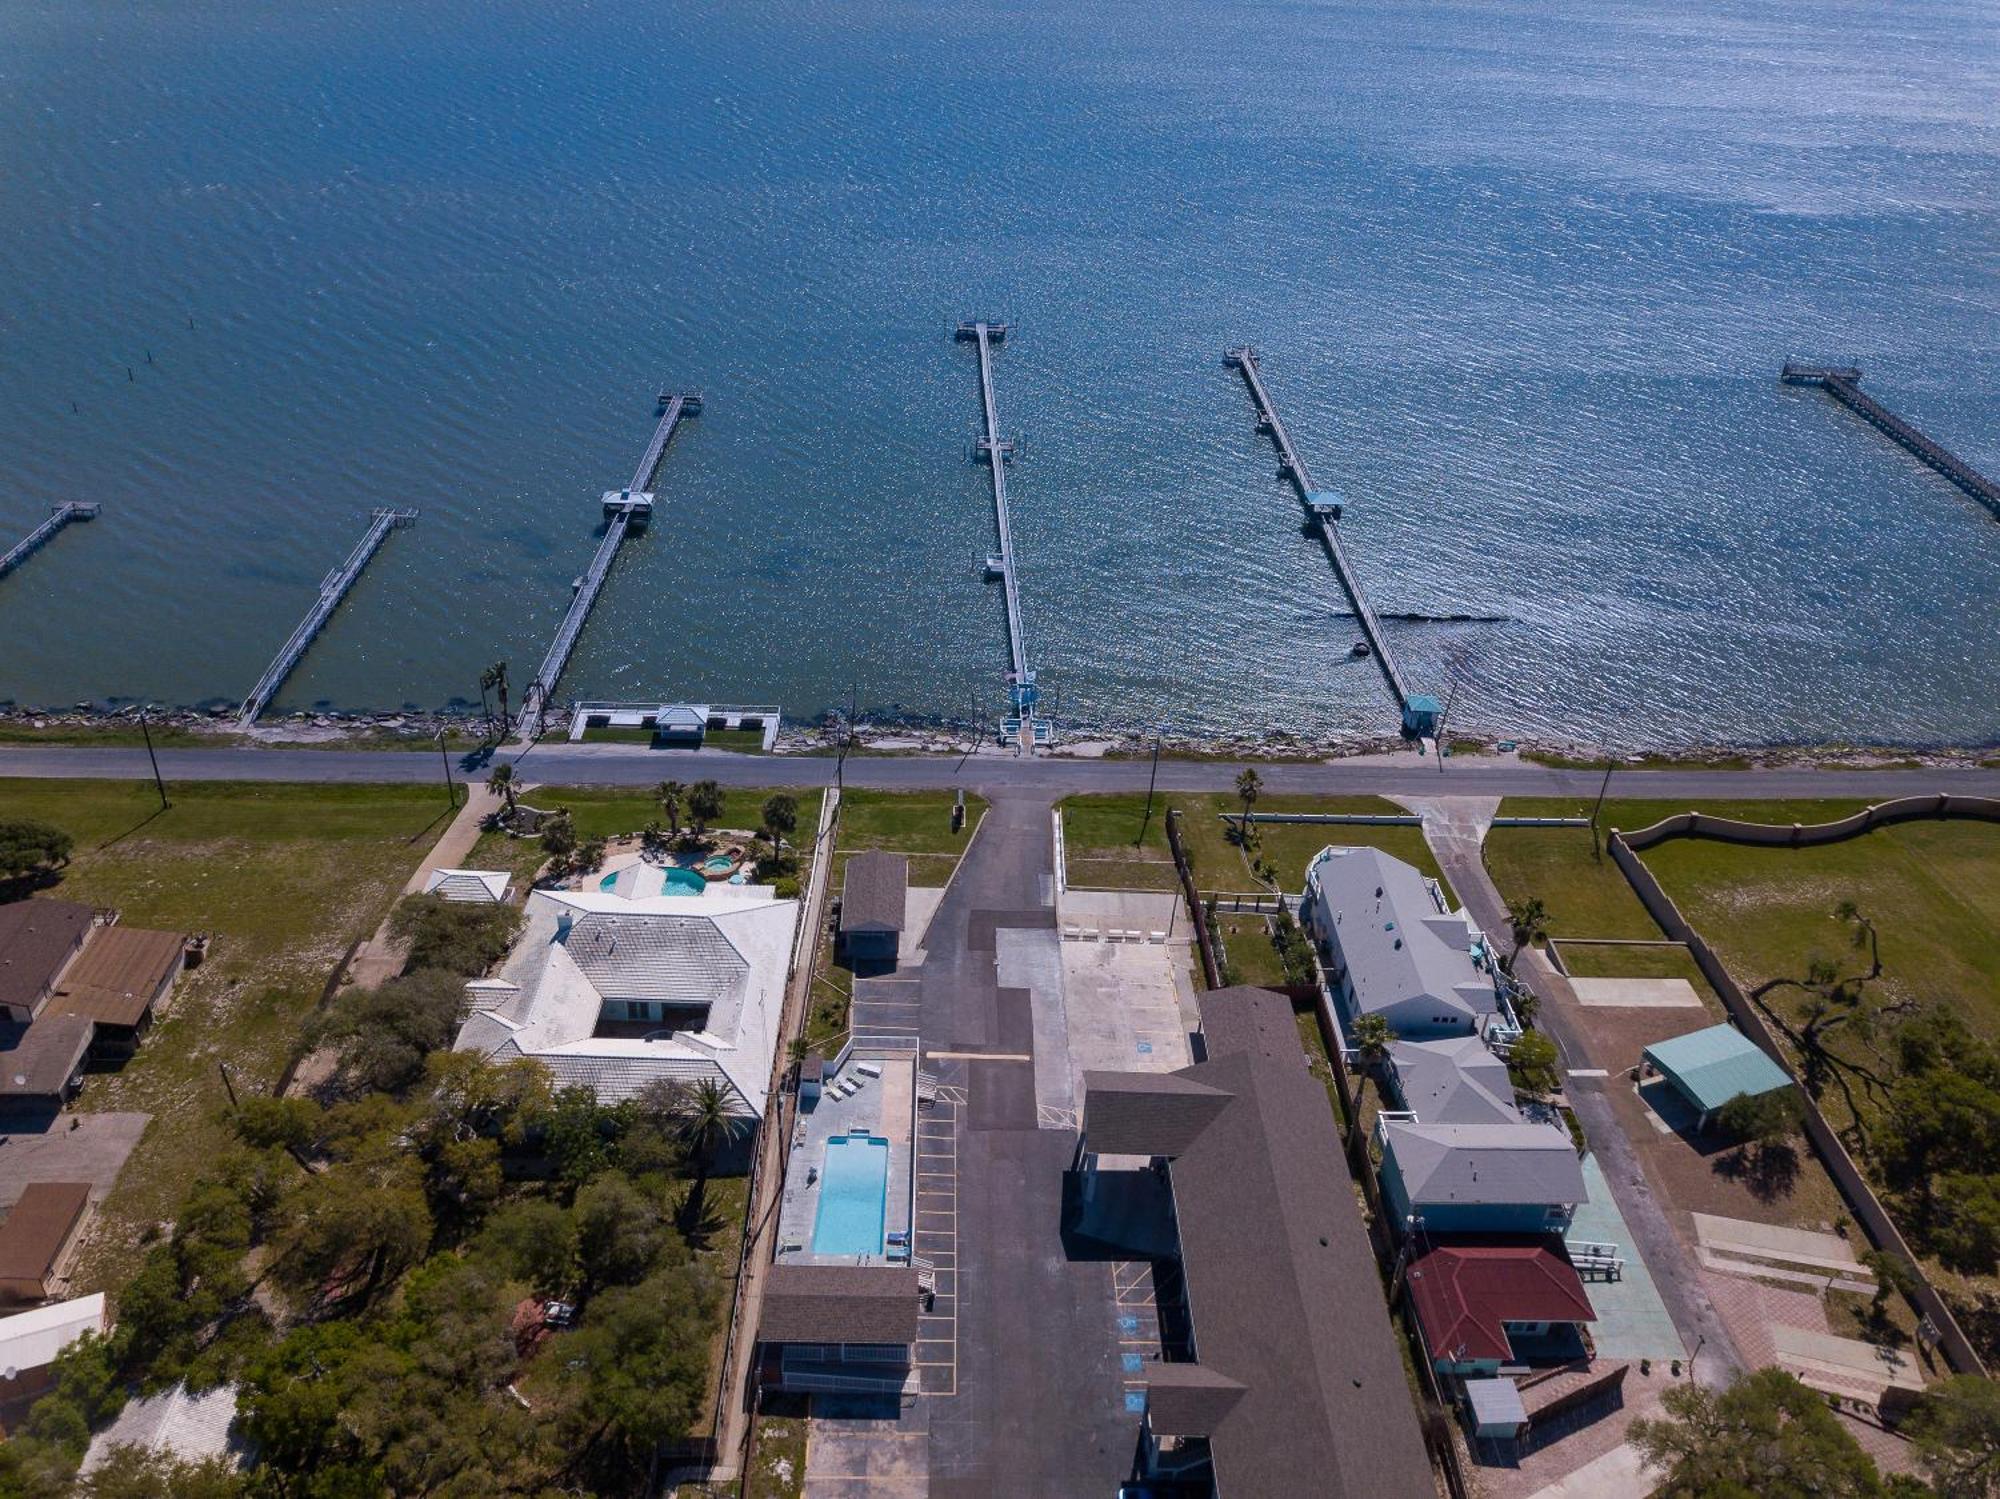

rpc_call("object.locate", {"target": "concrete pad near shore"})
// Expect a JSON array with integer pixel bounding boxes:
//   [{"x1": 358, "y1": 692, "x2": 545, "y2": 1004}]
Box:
[
  {"x1": 1571, "y1": 977, "x2": 1703, "y2": 1009},
  {"x1": 1771, "y1": 1325, "x2": 1925, "y2": 1400},
  {"x1": 1524, "y1": 1441, "x2": 1655, "y2": 1499}
]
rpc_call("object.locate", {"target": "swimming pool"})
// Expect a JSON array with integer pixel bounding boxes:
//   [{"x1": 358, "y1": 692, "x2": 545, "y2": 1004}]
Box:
[
  {"x1": 597, "y1": 866, "x2": 708, "y2": 896},
  {"x1": 811, "y1": 1134, "x2": 890, "y2": 1257}
]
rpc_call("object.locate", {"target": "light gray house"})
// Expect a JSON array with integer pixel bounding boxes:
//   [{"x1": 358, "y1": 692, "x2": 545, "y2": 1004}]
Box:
[
  {"x1": 1379, "y1": 1120, "x2": 1588, "y2": 1236},
  {"x1": 1301, "y1": 846, "x2": 1500, "y2": 1039}
]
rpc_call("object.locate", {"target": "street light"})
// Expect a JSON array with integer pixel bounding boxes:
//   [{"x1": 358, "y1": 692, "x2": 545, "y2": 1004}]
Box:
[{"x1": 436, "y1": 728, "x2": 456, "y2": 807}]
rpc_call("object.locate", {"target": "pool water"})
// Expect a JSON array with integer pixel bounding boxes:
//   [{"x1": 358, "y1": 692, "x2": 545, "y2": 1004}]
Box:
[
  {"x1": 702, "y1": 856, "x2": 734, "y2": 874},
  {"x1": 811, "y1": 1135, "x2": 890, "y2": 1258},
  {"x1": 597, "y1": 866, "x2": 708, "y2": 896}
]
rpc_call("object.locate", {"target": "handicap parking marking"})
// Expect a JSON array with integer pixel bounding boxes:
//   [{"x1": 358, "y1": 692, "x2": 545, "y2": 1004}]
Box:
[{"x1": 1123, "y1": 1391, "x2": 1147, "y2": 1414}]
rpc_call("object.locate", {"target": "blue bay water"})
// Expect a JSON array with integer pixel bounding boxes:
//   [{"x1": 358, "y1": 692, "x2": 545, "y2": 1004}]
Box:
[{"x1": 0, "y1": 0, "x2": 1995, "y2": 746}]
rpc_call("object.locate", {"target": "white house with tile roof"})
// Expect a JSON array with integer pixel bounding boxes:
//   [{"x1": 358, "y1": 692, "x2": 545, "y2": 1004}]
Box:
[
  {"x1": 454, "y1": 880, "x2": 797, "y2": 1119},
  {"x1": 422, "y1": 868, "x2": 513, "y2": 903}
]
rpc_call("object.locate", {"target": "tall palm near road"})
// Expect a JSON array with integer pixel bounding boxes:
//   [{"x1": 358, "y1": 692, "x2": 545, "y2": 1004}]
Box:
[
  {"x1": 656, "y1": 780, "x2": 685, "y2": 840},
  {"x1": 487, "y1": 762, "x2": 517, "y2": 816},
  {"x1": 1507, "y1": 896, "x2": 1549, "y2": 959},
  {"x1": 1234, "y1": 768, "x2": 1263, "y2": 842},
  {"x1": 476, "y1": 669, "x2": 494, "y2": 734},
  {"x1": 1351, "y1": 1013, "x2": 1393, "y2": 1112},
  {"x1": 687, "y1": 780, "x2": 724, "y2": 839}
]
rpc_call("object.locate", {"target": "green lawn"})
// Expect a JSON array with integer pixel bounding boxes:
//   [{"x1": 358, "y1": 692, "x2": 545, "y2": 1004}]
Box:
[
  {"x1": 1644, "y1": 818, "x2": 2000, "y2": 1050},
  {"x1": 832, "y1": 789, "x2": 985, "y2": 888},
  {"x1": 1061, "y1": 792, "x2": 1449, "y2": 901},
  {"x1": 1483, "y1": 798, "x2": 1872, "y2": 942},
  {"x1": 0, "y1": 779, "x2": 456, "y2": 1290},
  {"x1": 1551, "y1": 941, "x2": 1722, "y2": 1004}
]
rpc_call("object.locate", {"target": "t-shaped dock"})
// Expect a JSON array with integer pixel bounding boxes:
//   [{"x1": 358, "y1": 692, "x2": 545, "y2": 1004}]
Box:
[
  {"x1": 956, "y1": 321, "x2": 1046, "y2": 749},
  {"x1": 1225, "y1": 348, "x2": 1438, "y2": 738},
  {"x1": 519, "y1": 391, "x2": 701, "y2": 736}
]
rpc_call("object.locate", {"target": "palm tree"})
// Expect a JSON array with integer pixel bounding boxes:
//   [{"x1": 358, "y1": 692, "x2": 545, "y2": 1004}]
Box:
[
  {"x1": 1507, "y1": 895, "x2": 1549, "y2": 953},
  {"x1": 1351, "y1": 1013, "x2": 1393, "y2": 1112},
  {"x1": 687, "y1": 779, "x2": 724, "y2": 839},
  {"x1": 475, "y1": 667, "x2": 495, "y2": 735},
  {"x1": 655, "y1": 780, "x2": 685, "y2": 840},
  {"x1": 761, "y1": 793, "x2": 799, "y2": 854},
  {"x1": 673, "y1": 1078, "x2": 743, "y2": 1197},
  {"x1": 1234, "y1": 767, "x2": 1262, "y2": 843},
  {"x1": 486, "y1": 762, "x2": 517, "y2": 815}
]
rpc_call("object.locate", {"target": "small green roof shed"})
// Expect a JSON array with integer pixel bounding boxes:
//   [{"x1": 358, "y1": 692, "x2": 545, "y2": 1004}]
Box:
[{"x1": 1642, "y1": 1023, "x2": 1794, "y2": 1128}]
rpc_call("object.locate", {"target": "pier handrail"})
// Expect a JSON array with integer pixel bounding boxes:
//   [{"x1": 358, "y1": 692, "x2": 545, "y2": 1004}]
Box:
[
  {"x1": 521, "y1": 393, "x2": 698, "y2": 733},
  {"x1": 0, "y1": 502, "x2": 99, "y2": 581},
  {"x1": 236, "y1": 508, "x2": 417, "y2": 726},
  {"x1": 1225, "y1": 347, "x2": 1416, "y2": 713}
]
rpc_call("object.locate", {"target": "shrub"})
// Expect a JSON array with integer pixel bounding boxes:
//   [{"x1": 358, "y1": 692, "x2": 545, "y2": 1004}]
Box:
[
  {"x1": 389, "y1": 894, "x2": 520, "y2": 977},
  {"x1": 0, "y1": 818, "x2": 72, "y2": 879}
]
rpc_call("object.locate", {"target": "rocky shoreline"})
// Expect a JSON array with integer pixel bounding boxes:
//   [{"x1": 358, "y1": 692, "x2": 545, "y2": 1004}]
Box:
[{"x1": 0, "y1": 703, "x2": 1992, "y2": 770}]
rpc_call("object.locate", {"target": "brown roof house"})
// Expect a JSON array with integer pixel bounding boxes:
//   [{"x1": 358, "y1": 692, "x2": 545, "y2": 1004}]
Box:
[
  {"x1": 756, "y1": 1262, "x2": 920, "y2": 1394},
  {"x1": 0, "y1": 901, "x2": 96, "y2": 1025},
  {"x1": 48, "y1": 926, "x2": 186, "y2": 1052},
  {"x1": 0, "y1": 1183, "x2": 92, "y2": 1304},
  {"x1": 837, "y1": 852, "x2": 907, "y2": 966},
  {"x1": 1077, "y1": 986, "x2": 1435, "y2": 1499}
]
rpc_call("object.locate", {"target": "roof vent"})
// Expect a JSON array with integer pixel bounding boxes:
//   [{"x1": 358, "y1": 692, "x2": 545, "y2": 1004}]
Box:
[
  {"x1": 1394, "y1": 938, "x2": 1403, "y2": 950},
  {"x1": 1375, "y1": 887, "x2": 1383, "y2": 898}
]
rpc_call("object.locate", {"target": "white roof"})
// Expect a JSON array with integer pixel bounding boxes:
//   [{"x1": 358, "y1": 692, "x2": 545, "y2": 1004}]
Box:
[
  {"x1": 423, "y1": 868, "x2": 511, "y2": 903},
  {"x1": 0, "y1": 1292, "x2": 104, "y2": 1377},
  {"x1": 454, "y1": 885, "x2": 796, "y2": 1119},
  {"x1": 81, "y1": 1382, "x2": 244, "y2": 1475}
]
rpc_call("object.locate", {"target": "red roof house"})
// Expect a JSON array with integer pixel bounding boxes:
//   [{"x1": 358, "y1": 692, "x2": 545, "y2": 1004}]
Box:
[{"x1": 1405, "y1": 1238, "x2": 1596, "y2": 1374}]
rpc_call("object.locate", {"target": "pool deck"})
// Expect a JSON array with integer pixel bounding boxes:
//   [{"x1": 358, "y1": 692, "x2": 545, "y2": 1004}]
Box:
[{"x1": 777, "y1": 1053, "x2": 916, "y2": 1264}]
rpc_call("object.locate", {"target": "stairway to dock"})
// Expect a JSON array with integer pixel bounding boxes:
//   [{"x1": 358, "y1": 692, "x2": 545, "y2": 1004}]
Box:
[
  {"x1": 1782, "y1": 363, "x2": 2000, "y2": 523},
  {"x1": 955, "y1": 321, "x2": 1045, "y2": 751},
  {"x1": 1224, "y1": 348, "x2": 1437, "y2": 737},
  {"x1": 519, "y1": 392, "x2": 701, "y2": 736},
  {"x1": 237, "y1": 508, "x2": 418, "y2": 727},
  {"x1": 1, "y1": 502, "x2": 100, "y2": 581}
]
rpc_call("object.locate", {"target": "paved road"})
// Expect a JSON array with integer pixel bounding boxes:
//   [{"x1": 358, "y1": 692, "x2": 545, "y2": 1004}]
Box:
[
  {"x1": 3, "y1": 743, "x2": 1996, "y2": 802},
  {"x1": 1410, "y1": 800, "x2": 1747, "y2": 1387}
]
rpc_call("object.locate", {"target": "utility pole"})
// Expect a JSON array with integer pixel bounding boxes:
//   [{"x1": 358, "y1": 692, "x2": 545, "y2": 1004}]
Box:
[
  {"x1": 1137, "y1": 724, "x2": 1165, "y2": 847},
  {"x1": 1589, "y1": 742, "x2": 1616, "y2": 857},
  {"x1": 836, "y1": 684, "x2": 857, "y2": 792},
  {"x1": 1434, "y1": 673, "x2": 1462, "y2": 775},
  {"x1": 138, "y1": 705, "x2": 168, "y2": 810},
  {"x1": 437, "y1": 728, "x2": 456, "y2": 807}
]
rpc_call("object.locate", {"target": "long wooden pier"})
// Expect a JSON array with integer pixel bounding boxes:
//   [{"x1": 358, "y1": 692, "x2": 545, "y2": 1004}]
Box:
[
  {"x1": 1782, "y1": 363, "x2": 2000, "y2": 523},
  {"x1": 0, "y1": 502, "x2": 100, "y2": 581},
  {"x1": 519, "y1": 392, "x2": 700, "y2": 736},
  {"x1": 1224, "y1": 348, "x2": 1437, "y2": 737},
  {"x1": 237, "y1": 508, "x2": 418, "y2": 726},
  {"x1": 954, "y1": 321, "x2": 1044, "y2": 748}
]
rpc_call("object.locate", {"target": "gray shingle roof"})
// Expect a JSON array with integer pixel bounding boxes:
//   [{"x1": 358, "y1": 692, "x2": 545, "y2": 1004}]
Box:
[
  {"x1": 759, "y1": 1264, "x2": 920, "y2": 1345},
  {"x1": 1143, "y1": 1361, "x2": 1247, "y2": 1437},
  {"x1": 1080, "y1": 1070, "x2": 1233, "y2": 1157},
  {"x1": 1156, "y1": 985, "x2": 1433, "y2": 1499},
  {"x1": 1388, "y1": 1036, "x2": 1520, "y2": 1125},
  {"x1": 1381, "y1": 1120, "x2": 1588, "y2": 1207},
  {"x1": 839, "y1": 851, "x2": 908, "y2": 935},
  {"x1": 1309, "y1": 846, "x2": 1497, "y2": 1023}
]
